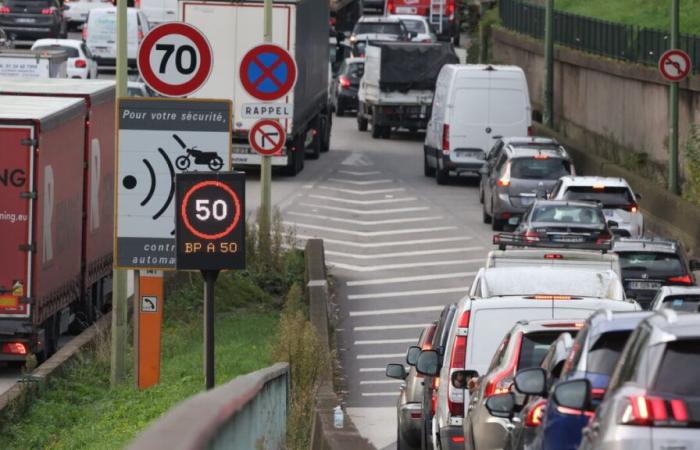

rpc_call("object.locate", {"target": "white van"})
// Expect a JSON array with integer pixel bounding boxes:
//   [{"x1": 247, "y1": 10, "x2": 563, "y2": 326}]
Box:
[
  {"x1": 84, "y1": 7, "x2": 150, "y2": 68},
  {"x1": 137, "y1": 0, "x2": 177, "y2": 26},
  {"x1": 424, "y1": 64, "x2": 532, "y2": 185}
]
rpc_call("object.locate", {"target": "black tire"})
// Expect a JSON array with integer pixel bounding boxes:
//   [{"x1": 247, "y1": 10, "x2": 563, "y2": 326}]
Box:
[
  {"x1": 382, "y1": 126, "x2": 391, "y2": 139},
  {"x1": 357, "y1": 104, "x2": 368, "y2": 131},
  {"x1": 281, "y1": 136, "x2": 303, "y2": 176},
  {"x1": 436, "y1": 158, "x2": 449, "y2": 185},
  {"x1": 453, "y1": 31, "x2": 460, "y2": 47},
  {"x1": 424, "y1": 149, "x2": 435, "y2": 177},
  {"x1": 38, "y1": 316, "x2": 59, "y2": 363},
  {"x1": 491, "y1": 203, "x2": 505, "y2": 231},
  {"x1": 482, "y1": 203, "x2": 492, "y2": 224},
  {"x1": 320, "y1": 112, "x2": 331, "y2": 152},
  {"x1": 336, "y1": 100, "x2": 345, "y2": 117},
  {"x1": 371, "y1": 122, "x2": 382, "y2": 139},
  {"x1": 479, "y1": 183, "x2": 485, "y2": 204}
]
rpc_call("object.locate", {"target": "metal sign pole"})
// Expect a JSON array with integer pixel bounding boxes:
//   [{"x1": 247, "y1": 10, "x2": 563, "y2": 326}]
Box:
[
  {"x1": 543, "y1": 0, "x2": 554, "y2": 129},
  {"x1": 668, "y1": 0, "x2": 680, "y2": 194},
  {"x1": 260, "y1": 0, "x2": 273, "y2": 237},
  {"x1": 202, "y1": 269, "x2": 219, "y2": 390}
]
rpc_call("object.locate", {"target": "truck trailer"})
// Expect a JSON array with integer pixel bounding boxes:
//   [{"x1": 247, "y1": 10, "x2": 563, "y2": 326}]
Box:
[
  {"x1": 0, "y1": 82, "x2": 115, "y2": 363},
  {"x1": 180, "y1": 0, "x2": 331, "y2": 176},
  {"x1": 0, "y1": 48, "x2": 68, "y2": 78}
]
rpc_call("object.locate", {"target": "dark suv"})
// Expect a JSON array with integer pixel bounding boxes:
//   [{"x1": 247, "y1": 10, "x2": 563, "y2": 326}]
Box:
[
  {"x1": 612, "y1": 237, "x2": 699, "y2": 309},
  {"x1": 481, "y1": 137, "x2": 574, "y2": 231},
  {"x1": 0, "y1": 0, "x2": 67, "y2": 40}
]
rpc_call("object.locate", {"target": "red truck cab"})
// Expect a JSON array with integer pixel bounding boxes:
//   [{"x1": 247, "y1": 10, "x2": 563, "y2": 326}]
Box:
[{"x1": 385, "y1": 0, "x2": 460, "y2": 44}]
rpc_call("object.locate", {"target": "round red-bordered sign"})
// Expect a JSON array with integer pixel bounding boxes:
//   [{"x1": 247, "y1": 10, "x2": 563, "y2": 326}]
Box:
[
  {"x1": 180, "y1": 180, "x2": 241, "y2": 240},
  {"x1": 659, "y1": 49, "x2": 692, "y2": 82},
  {"x1": 239, "y1": 44, "x2": 297, "y2": 101},
  {"x1": 138, "y1": 22, "x2": 213, "y2": 97},
  {"x1": 249, "y1": 119, "x2": 286, "y2": 155}
]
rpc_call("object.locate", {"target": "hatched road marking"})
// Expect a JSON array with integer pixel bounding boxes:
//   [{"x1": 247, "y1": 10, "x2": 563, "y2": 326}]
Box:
[
  {"x1": 318, "y1": 186, "x2": 405, "y2": 196},
  {"x1": 299, "y1": 203, "x2": 430, "y2": 215},
  {"x1": 327, "y1": 178, "x2": 393, "y2": 186},
  {"x1": 297, "y1": 235, "x2": 474, "y2": 249},
  {"x1": 284, "y1": 222, "x2": 457, "y2": 237},
  {"x1": 326, "y1": 246, "x2": 482, "y2": 260},
  {"x1": 309, "y1": 194, "x2": 417, "y2": 205},
  {"x1": 337, "y1": 170, "x2": 382, "y2": 176}
]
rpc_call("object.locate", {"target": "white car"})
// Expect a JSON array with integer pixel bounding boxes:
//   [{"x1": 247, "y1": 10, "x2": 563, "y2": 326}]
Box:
[
  {"x1": 388, "y1": 14, "x2": 437, "y2": 42},
  {"x1": 650, "y1": 285, "x2": 700, "y2": 311},
  {"x1": 549, "y1": 176, "x2": 644, "y2": 238},
  {"x1": 63, "y1": 0, "x2": 111, "y2": 28},
  {"x1": 31, "y1": 38, "x2": 98, "y2": 79}
]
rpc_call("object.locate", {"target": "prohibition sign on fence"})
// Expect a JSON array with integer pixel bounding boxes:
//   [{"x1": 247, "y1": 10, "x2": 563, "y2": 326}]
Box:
[
  {"x1": 138, "y1": 22, "x2": 213, "y2": 97},
  {"x1": 659, "y1": 49, "x2": 692, "y2": 82},
  {"x1": 239, "y1": 44, "x2": 297, "y2": 101},
  {"x1": 249, "y1": 119, "x2": 286, "y2": 156}
]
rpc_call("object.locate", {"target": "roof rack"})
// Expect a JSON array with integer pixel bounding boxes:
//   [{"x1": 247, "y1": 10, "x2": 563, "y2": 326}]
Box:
[{"x1": 492, "y1": 233, "x2": 612, "y2": 252}]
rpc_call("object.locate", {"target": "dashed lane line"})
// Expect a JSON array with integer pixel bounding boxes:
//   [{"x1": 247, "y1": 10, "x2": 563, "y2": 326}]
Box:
[
  {"x1": 287, "y1": 211, "x2": 441, "y2": 226},
  {"x1": 360, "y1": 380, "x2": 403, "y2": 385},
  {"x1": 299, "y1": 203, "x2": 430, "y2": 215},
  {"x1": 328, "y1": 258, "x2": 484, "y2": 272},
  {"x1": 309, "y1": 194, "x2": 416, "y2": 205},
  {"x1": 348, "y1": 287, "x2": 469, "y2": 300},
  {"x1": 361, "y1": 392, "x2": 400, "y2": 397},
  {"x1": 347, "y1": 272, "x2": 476, "y2": 286},
  {"x1": 296, "y1": 235, "x2": 474, "y2": 249},
  {"x1": 284, "y1": 222, "x2": 457, "y2": 237},
  {"x1": 359, "y1": 368, "x2": 389, "y2": 372},
  {"x1": 326, "y1": 246, "x2": 482, "y2": 260},
  {"x1": 350, "y1": 305, "x2": 445, "y2": 317}
]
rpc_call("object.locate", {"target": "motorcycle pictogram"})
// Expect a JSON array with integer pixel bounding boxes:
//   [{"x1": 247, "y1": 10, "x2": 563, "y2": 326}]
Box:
[{"x1": 173, "y1": 134, "x2": 224, "y2": 171}]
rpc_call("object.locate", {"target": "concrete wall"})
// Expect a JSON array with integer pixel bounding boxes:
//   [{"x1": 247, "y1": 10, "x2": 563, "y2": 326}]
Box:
[{"x1": 491, "y1": 27, "x2": 700, "y2": 179}]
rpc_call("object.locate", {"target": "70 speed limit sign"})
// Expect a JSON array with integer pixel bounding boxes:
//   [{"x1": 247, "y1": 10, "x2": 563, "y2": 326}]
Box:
[{"x1": 138, "y1": 23, "x2": 213, "y2": 98}]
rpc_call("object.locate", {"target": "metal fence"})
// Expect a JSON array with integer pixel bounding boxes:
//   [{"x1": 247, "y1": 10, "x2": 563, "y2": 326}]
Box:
[{"x1": 499, "y1": 0, "x2": 700, "y2": 73}]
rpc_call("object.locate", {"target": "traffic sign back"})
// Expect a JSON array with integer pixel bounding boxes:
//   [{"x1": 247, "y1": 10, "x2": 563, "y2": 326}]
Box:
[{"x1": 239, "y1": 44, "x2": 297, "y2": 101}]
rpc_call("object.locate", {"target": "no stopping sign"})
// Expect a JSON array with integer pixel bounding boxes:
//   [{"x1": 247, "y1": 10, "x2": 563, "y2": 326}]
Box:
[{"x1": 138, "y1": 23, "x2": 213, "y2": 97}]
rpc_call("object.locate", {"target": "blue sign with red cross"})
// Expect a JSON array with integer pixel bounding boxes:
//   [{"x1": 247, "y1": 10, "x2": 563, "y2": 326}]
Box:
[{"x1": 239, "y1": 44, "x2": 297, "y2": 101}]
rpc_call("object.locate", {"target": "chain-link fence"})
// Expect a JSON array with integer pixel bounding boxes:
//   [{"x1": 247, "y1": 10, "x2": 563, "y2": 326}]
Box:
[{"x1": 499, "y1": 0, "x2": 700, "y2": 73}]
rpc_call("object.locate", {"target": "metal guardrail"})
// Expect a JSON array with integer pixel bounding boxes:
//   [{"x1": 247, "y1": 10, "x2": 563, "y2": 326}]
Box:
[
  {"x1": 499, "y1": 0, "x2": 700, "y2": 73},
  {"x1": 128, "y1": 363, "x2": 289, "y2": 450}
]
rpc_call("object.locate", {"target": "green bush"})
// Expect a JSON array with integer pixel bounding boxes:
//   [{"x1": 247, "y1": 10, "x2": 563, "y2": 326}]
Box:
[{"x1": 683, "y1": 125, "x2": 700, "y2": 206}]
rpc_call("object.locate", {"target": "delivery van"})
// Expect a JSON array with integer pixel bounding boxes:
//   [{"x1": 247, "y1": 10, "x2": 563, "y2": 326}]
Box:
[{"x1": 83, "y1": 7, "x2": 149, "y2": 68}]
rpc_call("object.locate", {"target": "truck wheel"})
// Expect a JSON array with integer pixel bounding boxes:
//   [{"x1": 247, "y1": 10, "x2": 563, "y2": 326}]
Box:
[
  {"x1": 436, "y1": 159, "x2": 449, "y2": 185},
  {"x1": 357, "y1": 110, "x2": 368, "y2": 132},
  {"x1": 382, "y1": 126, "x2": 391, "y2": 139},
  {"x1": 321, "y1": 112, "x2": 331, "y2": 152},
  {"x1": 38, "y1": 317, "x2": 59, "y2": 363},
  {"x1": 424, "y1": 149, "x2": 435, "y2": 177},
  {"x1": 482, "y1": 203, "x2": 492, "y2": 224}
]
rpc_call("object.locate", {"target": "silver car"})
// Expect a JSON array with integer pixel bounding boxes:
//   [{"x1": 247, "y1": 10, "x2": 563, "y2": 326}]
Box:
[{"x1": 570, "y1": 310, "x2": 700, "y2": 450}]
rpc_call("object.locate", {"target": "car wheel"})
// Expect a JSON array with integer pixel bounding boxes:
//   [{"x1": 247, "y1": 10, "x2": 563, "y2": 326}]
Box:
[
  {"x1": 479, "y1": 183, "x2": 484, "y2": 204},
  {"x1": 491, "y1": 203, "x2": 505, "y2": 231},
  {"x1": 482, "y1": 203, "x2": 492, "y2": 224},
  {"x1": 371, "y1": 115, "x2": 383, "y2": 139},
  {"x1": 381, "y1": 125, "x2": 391, "y2": 139},
  {"x1": 435, "y1": 158, "x2": 449, "y2": 185},
  {"x1": 424, "y1": 149, "x2": 435, "y2": 177},
  {"x1": 357, "y1": 114, "x2": 368, "y2": 132}
]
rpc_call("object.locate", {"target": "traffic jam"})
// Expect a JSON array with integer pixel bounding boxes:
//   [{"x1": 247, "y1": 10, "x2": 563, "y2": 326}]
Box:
[{"x1": 0, "y1": 0, "x2": 699, "y2": 447}]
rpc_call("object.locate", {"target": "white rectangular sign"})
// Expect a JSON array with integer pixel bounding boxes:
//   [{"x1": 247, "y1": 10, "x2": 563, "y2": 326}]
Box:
[
  {"x1": 115, "y1": 98, "x2": 232, "y2": 269},
  {"x1": 241, "y1": 103, "x2": 293, "y2": 119}
]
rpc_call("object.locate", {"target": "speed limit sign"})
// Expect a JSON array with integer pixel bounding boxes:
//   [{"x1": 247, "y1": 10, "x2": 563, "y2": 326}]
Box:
[
  {"x1": 137, "y1": 22, "x2": 213, "y2": 98},
  {"x1": 175, "y1": 172, "x2": 245, "y2": 271}
]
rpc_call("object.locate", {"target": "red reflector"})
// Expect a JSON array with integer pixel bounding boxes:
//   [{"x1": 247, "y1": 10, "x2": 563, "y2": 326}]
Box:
[
  {"x1": 442, "y1": 124, "x2": 450, "y2": 153},
  {"x1": 450, "y1": 436, "x2": 465, "y2": 443},
  {"x1": 544, "y1": 253, "x2": 563, "y2": 259},
  {"x1": 0, "y1": 6, "x2": 10, "y2": 13},
  {"x1": 41, "y1": 7, "x2": 54, "y2": 14},
  {"x1": 667, "y1": 275, "x2": 693, "y2": 285},
  {"x1": 410, "y1": 411, "x2": 422, "y2": 419},
  {"x1": 2, "y1": 342, "x2": 27, "y2": 355},
  {"x1": 591, "y1": 388, "x2": 606, "y2": 399},
  {"x1": 74, "y1": 59, "x2": 87, "y2": 68}
]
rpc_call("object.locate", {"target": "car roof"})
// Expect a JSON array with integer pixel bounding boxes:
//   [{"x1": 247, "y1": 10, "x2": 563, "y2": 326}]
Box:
[
  {"x1": 557, "y1": 176, "x2": 632, "y2": 188},
  {"x1": 646, "y1": 309, "x2": 700, "y2": 339},
  {"x1": 656, "y1": 285, "x2": 700, "y2": 297},
  {"x1": 501, "y1": 136, "x2": 558, "y2": 146},
  {"x1": 481, "y1": 266, "x2": 619, "y2": 298},
  {"x1": 388, "y1": 14, "x2": 428, "y2": 22},
  {"x1": 531, "y1": 199, "x2": 602, "y2": 209},
  {"x1": 32, "y1": 39, "x2": 82, "y2": 49},
  {"x1": 506, "y1": 147, "x2": 569, "y2": 159},
  {"x1": 586, "y1": 309, "x2": 653, "y2": 337},
  {"x1": 612, "y1": 237, "x2": 680, "y2": 253},
  {"x1": 358, "y1": 15, "x2": 402, "y2": 23}
]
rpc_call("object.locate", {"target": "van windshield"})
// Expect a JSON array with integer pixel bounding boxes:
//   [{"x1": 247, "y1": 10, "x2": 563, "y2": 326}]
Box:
[{"x1": 89, "y1": 11, "x2": 138, "y2": 42}]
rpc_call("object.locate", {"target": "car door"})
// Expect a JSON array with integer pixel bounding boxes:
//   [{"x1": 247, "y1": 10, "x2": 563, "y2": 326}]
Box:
[
  {"x1": 485, "y1": 153, "x2": 508, "y2": 214},
  {"x1": 482, "y1": 140, "x2": 503, "y2": 197}
]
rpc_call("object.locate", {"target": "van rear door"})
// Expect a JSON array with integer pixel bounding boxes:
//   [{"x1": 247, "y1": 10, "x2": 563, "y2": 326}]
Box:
[
  {"x1": 0, "y1": 126, "x2": 34, "y2": 319},
  {"x1": 487, "y1": 71, "x2": 531, "y2": 139},
  {"x1": 449, "y1": 73, "x2": 490, "y2": 164}
]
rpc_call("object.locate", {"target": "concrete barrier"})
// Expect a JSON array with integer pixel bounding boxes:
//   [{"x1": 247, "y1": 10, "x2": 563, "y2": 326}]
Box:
[{"x1": 129, "y1": 363, "x2": 290, "y2": 450}]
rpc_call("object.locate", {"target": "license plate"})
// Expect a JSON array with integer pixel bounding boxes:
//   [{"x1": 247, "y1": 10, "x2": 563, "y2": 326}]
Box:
[
  {"x1": 233, "y1": 145, "x2": 253, "y2": 155},
  {"x1": 396, "y1": 6, "x2": 416, "y2": 13},
  {"x1": 455, "y1": 150, "x2": 480, "y2": 159},
  {"x1": 551, "y1": 235, "x2": 585, "y2": 243},
  {"x1": 16, "y1": 17, "x2": 36, "y2": 23},
  {"x1": 629, "y1": 281, "x2": 661, "y2": 290}
]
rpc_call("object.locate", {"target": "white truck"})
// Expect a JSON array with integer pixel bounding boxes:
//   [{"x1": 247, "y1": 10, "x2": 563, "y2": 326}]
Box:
[
  {"x1": 357, "y1": 41, "x2": 457, "y2": 139},
  {"x1": 0, "y1": 48, "x2": 67, "y2": 78},
  {"x1": 179, "y1": 0, "x2": 331, "y2": 175}
]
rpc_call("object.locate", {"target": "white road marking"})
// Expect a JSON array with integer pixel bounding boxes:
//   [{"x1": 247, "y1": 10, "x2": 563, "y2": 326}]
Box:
[
  {"x1": 328, "y1": 178, "x2": 393, "y2": 186},
  {"x1": 338, "y1": 170, "x2": 382, "y2": 176},
  {"x1": 309, "y1": 194, "x2": 416, "y2": 205},
  {"x1": 328, "y1": 258, "x2": 484, "y2": 272},
  {"x1": 356, "y1": 353, "x2": 405, "y2": 360},
  {"x1": 359, "y1": 367, "x2": 389, "y2": 372},
  {"x1": 350, "y1": 305, "x2": 445, "y2": 317},
  {"x1": 361, "y1": 392, "x2": 400, "y2": 397},
  {"x1": 299, "y1": 203, "x2": 430, "y2": 215},
  {"x1": 348, "y1": 287, "x2": 469, "y2": 300},
  {"x1": 319, "y1": 186, "x2": 405, "y2": 196},
  {"x1": 347, "y1": 272, "x2": 476, "y2": 286},
  {"x1": 354, "y1": 338, "x2": 417, "y2": 345},
  {"x1": 287, "y1": 211, "x2": 441, "y2": 226},
  {"x1": 326, "y1": 246, "x2": 482, "y2": 260},
  {"x1": 360, "y1": 380, "x2": 403, "y2": 385},
  {"x1": 354, "y1": 324, "x2": 431, "y2": 331},
  {"x1": 284, "y1": 222, "x2": 456, "y2": 237},
  {"x1": 341, "y1": 153, "x2": 373, "y2": 167},
  {"x1": 297, "y1": 235, "x2": 473, "y2": 249}
]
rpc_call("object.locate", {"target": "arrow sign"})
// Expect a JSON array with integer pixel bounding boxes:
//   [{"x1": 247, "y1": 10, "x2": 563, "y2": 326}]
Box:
[
  {"x1": 249, "y1": 119, "x2": 286, "y2": 156},
  {"x1": 659, "y1": 49, "x2": 692, "y2": 82},
  {"x1": 239, "y1": 44, "x2": 297, "y2": 101}
]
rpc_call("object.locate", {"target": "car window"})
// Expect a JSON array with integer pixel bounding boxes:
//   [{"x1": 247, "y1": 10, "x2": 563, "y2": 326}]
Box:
[
  {"x1": 33, "y1": 45, "x2": 80, "y2": 58},
  {"x1": 617, "y1": 252, "x2": 684, "y2": 278},
  {"x1": 607, "y1": 325, "x2": 650, "y2": 392},
  {"x1": 401, "y1": 19, "x2": 426, "y2": 33},
  {"x1": 531, "y1": 204, "x2": 605, "y2": 226},
  {"x1": 518, "y1": 331, "x2": 564, "y2": 371},
  {"x1": 659, "y1": 295, "x2": 700, "y2": 312},
  {"x1": 587, "y1": 330, "x2": 631, "y2": 375},
  {"x1": 562, "y1": 186, "x2": 634, "y2": 208},
  {"x1": 510, "y1": 157, "x2": 571, "y2": 180},
  {"x1": 653, "y1": 339, "x2": 700, "y2": 396},
  {"x1": 488, "y1": 333, "x2": 511, "y2": 373},
  {"x1": 354, "y1": 22, "x2": 405, "y2": 36}
]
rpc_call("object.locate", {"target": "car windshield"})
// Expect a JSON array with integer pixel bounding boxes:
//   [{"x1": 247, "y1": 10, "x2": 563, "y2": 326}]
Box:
[
  {"x1": 587, "y1": 330, "x2": 631, "y2": 375},
  {"x1": 562, "y1": 186, "x2": 634, "y2": 208},
  {"x1": 518, "y1": 331, "x2": 566, "y2": 371},
  {"x1": 510, "y1": 157, "x2": 571, "y2": 180},
  {"x1": 531, "y1": 204, "x2": 605, "y2": 226},
  {"x1": 33, "y1": 45, "x2": 80, "y2": 58},
  {"x1": 660, "y1": 295, "x2": 700, "y2": 312},
  {"x1": 401, "y1": 19, "x2": 426, "y2": 33},
  {"x1": 617, "y1": 252, "x2": 684, "y2": 277},
  {"x1": 354, "y1": 22, "x2": 404, "y2": 36},
  {"x1": 653, "y1": 340, "x2": 700, "y2": 396}
]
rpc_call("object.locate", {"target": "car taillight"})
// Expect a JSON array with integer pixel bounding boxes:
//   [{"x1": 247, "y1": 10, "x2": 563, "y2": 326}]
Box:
[
  {"x1": 523, "y1": 229, "x2": 540, "y2": 242},
  {"x1": 450, "y1": 436, "x2": 465, "y2": 444},
  {"x1": 596, "y1": 232, "x2": 612, "y2": 245},
  {"x1": 591, "y1": 388, "x2": 606, "y2": 400},
  {"x1": 135, "y1": 0, "x2": 141, "y2": 7},
  {"x1": 41, "y1": 7, "x2": 55, "y2": 14},
  {"x1": 2, "y1": 342, "x2": 27, "y2": 355},
  {"x1": 386, "y1": 0, "x2": 395, "y2": 14},
  {"x1": 528, "y1": 295, "x2": 578, "y2": 300},
  {"x1": 442, "y1": 124, "x2": 450, "y2": 154},
  {"x1": 623, "y1": 203, "x2": 639, "y2": 213},
  {"x1": 497, "y1": 162, "x2": 511, "y2": 187},
  {"x1": 339, "y1": 75, "x2": 351, "y2": 89},
  {"x1": 620, "y1": 395, "x2": 689, "y2": 426},
  {"x1": 421, "y1": 38, "x2": 432, "y2": 43},
  {"x1": 526, "y1": 399, "x2": 547, "y2": 427},
  {"x1": 667, "y1": 274, "x2": 693, "y2": 285},
  {"x1": 544, "y1": 253, "x2": 563, "y2": 259},
  {"x1": 445, "y1": 0, "x2": 454, "y2": 17},
  {"x1": 485, "y1": 333, "x2": 522, "y2": 398},
  {"x1": 0, "y1": 6, "x2": 10, "y2": 13},
  {"x1": 447, "y1": 311, "x2": 470, "y2": 417},
  {"x1": 74, "y1": 59, "x2": 87, "y2": 68}
]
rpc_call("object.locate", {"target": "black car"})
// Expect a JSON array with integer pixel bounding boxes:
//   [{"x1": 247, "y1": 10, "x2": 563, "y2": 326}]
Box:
[
  {"x1": 612, "y1": 237, "x2": 700, "y2": 309},
  {"x1": 331, "y1": 57, "x2": 364, "y2": 116},
  {"x1": 0, "y1": 0, "x2": 67, "y2": 40},
  {"x1": 506, "y1": 199, "x2": 615, "y2": 249}
]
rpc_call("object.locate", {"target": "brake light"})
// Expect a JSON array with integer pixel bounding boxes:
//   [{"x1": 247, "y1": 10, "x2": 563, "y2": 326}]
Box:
[
  {"x1": 620, "y1": 395, "x2": 689, "y2": 426},
  {"x1": 442, "y1": 124, "x2": 450, "y2": 153},
  {"x1": 445, "y1": 0, "x2": 454, "y2": 17},
  {"x1": 523, "y1": 229, "x2": 540, "y2": 242},
  {"x1": 596, "y1": 232, "x2": 612, "y2": 245},
  {"x1": 533, "y1": 154, "x2": 549, "y2": 160},
  {"x1": 591, "y1": 388, "x2": 606, "y2": 399},
  {"x1": 447, "y1": 310, "x2": 470, "y2": 417},
  {"x1": 557, "y1": 405, "x2": 595, "y2": 417},
  {"x1": 541, "y1": 322, "x2": 585, "y2": 328},
  {"x1": 41, "y1": 7, "x2": 56, "y2": 14},
  {"x1": 544, "y1": 253, "x2": 563, "y2": 259},
  {"x1": 339, "y1": 75, "x2": 351, "y2": 89},
  {"x1": 667, "y1": 274, "x2": 693, "y2": 285},
  {"x1": 526, "y1": 399, "x2": 547, "y2": 427},
  {"x1": 2, "y1": 342, "x2": 27, "y2": 355},
  {"x1": 0, "y1": 6, "x2": 10, "y2": 13},
  {"x1": 450, "y1": 436, "x2": 465, "y2": 444},
  {"x1": 527, "y1": 126, "x2": 533, "y2": 136},
  {"x1": 456, "y1": 310, "x2": 470, "y2": 329},
  {"x1": 528, "y1": 295, "x2": 577, "y2": 301},
  {"x1": 593, "y1": 184, "x2": 606, "y2": 190},
  {"x1": 386, "y1": 0, "x2": 395, "y2": 14},
  {"x1": 485, "y1": 333, "x2": 522, "y2": 397},
  {"x1": 497, "y1": 162, "x2": 511, "y2": 187},
  {"x1": 74, "y1": 59, "x2": 87, "y2": 68}
]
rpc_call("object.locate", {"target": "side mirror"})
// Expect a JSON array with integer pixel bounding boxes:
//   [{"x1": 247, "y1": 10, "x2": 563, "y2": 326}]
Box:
[
  {"x1": 406, "y1": 345, "x2": 421, "y2": 366},
  {"x1": 386, "y1": 363, "x2": 407, "y2": 380},
  {"x1": 607, "y1": 220, "x2": 619, "y2": 229},
  {"x1": 415, "y1": 349, "x2": 440, "y2": 376},
  {"x1": 485, "y1": 392, "x2": 515, "y2": 419},
  {"x1": 552, "y1": 379, "x2": 592, "y2": 412},
  {"x1": 689, "y1": 259, "x2": 700, "y2": 271},
  {"x1": 514, "y1": 367, "x2": 547, "y2": 397},
  {"x1": 479, "y1": 166, "x2": 489, "y2": 176}
]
